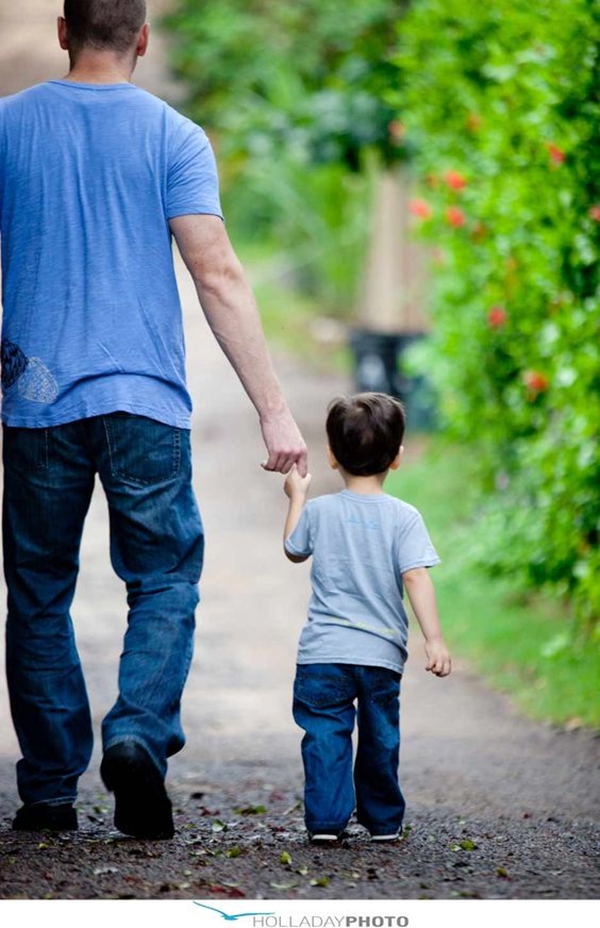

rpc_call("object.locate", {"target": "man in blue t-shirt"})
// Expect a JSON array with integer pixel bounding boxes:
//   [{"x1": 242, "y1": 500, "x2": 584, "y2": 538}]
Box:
[{"x1": 0, "y1": 0, "x2": 307, "y2": 839}]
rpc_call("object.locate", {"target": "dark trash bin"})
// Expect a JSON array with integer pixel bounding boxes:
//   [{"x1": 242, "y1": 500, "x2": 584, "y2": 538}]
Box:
[{"x1": 348, "y1": 329, "x2": 438, "y2": 432}]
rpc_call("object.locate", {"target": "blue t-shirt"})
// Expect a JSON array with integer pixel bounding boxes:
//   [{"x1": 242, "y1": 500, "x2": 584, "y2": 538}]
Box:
[
  {"x1": 285, "y1": 490, "x2": 441, "y2": 674},
  {"x1": 0, "y1": 80, "x2": 223, "y2": 428}
]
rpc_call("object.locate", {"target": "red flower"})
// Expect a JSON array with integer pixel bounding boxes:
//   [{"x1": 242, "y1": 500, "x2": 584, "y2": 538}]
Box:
[
  {"x1": 488, "y1": 306, "x2": 507, "y2": 328},
  {"x1": 545, "y1": 142, "x2": 566, "y2": 165},
  {"x1": 445, "y1": 206, "x2": 466, "y2": 228},
  {"x1": 523, "y1": 370, "x2": 549, "y2": 393},
  {"x1": 589, "y1": 205, "x2": 600, "y2": 221},
  {"x1": 444, "y1": 169, "x2": 467, "y2": 191},
  {"x1": 409, "y1": 198, "x2": 433, "y2": 220}
]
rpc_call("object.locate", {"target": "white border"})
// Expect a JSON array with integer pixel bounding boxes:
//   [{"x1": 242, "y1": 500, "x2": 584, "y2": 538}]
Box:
[{"x1": 1, "y1": 899, "x2": 598, "y2": 928}]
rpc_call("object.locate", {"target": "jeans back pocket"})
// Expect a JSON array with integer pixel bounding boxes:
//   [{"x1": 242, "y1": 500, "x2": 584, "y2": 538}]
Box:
[
  {"x1": 103, "y1": 413, "x2": 183, "y2": 486},
  {"x1": 2, "y1": 426, "x2": 49, "y2": 473}
]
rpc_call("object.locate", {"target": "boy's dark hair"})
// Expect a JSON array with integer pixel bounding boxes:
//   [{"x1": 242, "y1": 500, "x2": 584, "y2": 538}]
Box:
[
  {"x1": 64, "y1": 0, "x2": 146, "y2": 54},
  {"x1": 326, "y1": 392, "x2": 406, "y2": 477}
]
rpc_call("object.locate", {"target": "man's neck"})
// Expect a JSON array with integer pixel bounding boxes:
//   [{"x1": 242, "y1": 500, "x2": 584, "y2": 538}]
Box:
[{"x1": 63, "y1": 51, "x2": 135, "y2": 85}]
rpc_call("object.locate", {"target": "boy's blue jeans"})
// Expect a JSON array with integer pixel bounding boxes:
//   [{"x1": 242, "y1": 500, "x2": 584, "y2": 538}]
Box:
[
  {"x1": 2, "y1": 413, "x2": 204, "y2": 806},
  {"x1": 293, "y1": 663, "x2": 405, "y2": 836}
]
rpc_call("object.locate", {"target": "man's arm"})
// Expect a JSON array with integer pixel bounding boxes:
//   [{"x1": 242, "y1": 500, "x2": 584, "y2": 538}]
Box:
[
  {"x1": 402, "y1": 567, "x2": 451, "y2": 676},
  {"x1": 170, "y1": 214, "x2": 308, "y2": 476}
]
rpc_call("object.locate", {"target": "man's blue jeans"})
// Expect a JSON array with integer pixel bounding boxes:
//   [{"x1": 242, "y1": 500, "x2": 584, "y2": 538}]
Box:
[
  {"x1": 293, "y1": 663, "x2": 405, "y2": 836},
  {"x1": 2, "y1": 413, "x2": 204, "y2": 806}
]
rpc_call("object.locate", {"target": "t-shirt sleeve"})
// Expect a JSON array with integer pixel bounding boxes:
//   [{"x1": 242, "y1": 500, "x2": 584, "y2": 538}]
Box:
[
  {"x1": 166, "y1": 121, "x2": 223, "y2": 220},
  {"x1": 397, "y1": 510, "x2": 441, "y2": 574},
  {"x1": 284, "y1": 506, "x2": 313, "y2": 558}
]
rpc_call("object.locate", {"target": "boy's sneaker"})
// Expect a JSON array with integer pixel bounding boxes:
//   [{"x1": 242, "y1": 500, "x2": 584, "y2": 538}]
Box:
[
  {"x1": 309, "y1": 831, "x2": 347, "y2": 846},
  {"x1": 12, "y1": 802, "x2": 78, "y2": 832},
  {"x1": 371, "y1": 831, "x2": 402, "y2": 842}
]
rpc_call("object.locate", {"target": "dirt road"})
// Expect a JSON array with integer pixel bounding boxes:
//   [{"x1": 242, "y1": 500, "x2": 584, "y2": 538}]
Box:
[{"x1": 0, "y1": 0, "x2": 598, "y2": 905}]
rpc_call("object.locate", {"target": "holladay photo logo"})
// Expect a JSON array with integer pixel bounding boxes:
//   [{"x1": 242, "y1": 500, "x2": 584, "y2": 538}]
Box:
[{"x1": 192, "y1": 902, "x2": 410, "y2": 928}]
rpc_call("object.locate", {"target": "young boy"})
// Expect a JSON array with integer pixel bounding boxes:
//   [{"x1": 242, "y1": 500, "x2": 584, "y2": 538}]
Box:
[{"x1": 283, "y1": 392, "x2": 451, "y2": 844}]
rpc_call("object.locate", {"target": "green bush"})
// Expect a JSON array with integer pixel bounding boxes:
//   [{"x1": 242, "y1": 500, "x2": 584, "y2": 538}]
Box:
[
  {"x1": 393, "y1": 0, "x2": 599, "y2": 631},
  {"x1": 163, "y1": 0, "x2": 404, "y2": 314},
  {"x1": 164, "y1": 0, "x2": 405, "y2": 169}
]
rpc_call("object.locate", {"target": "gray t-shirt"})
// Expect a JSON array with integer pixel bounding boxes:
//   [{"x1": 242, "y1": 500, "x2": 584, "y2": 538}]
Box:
[{"x1": 285, "y1": 489, "x2": 440, "y2": 673}]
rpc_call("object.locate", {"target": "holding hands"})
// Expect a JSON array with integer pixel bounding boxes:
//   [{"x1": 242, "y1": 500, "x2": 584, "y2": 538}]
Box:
[
  {"x1": 284, "y1": 463, "x2": 312, "y2": 499},
  {"x1": 261, "y1": 410, "x2": 308, "y2": 477}
]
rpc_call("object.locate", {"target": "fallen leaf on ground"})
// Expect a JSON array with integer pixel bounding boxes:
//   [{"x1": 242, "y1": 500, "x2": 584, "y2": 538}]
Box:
[
  {"x1": 451, "y1": 839, "x2": 478, "y2": 851},
  {"x1": 225, "y1": 846, "x2": 242, "y2": 858},
  {"x1": 310, "y1": 876, "x2": 331, "y2": 887}
]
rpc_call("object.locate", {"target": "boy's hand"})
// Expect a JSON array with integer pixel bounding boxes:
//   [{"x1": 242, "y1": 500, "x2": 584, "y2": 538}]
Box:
[
  {"x1": 424, "y1": 638, "x2": 452, "y2": 677},
  {"x1": 284, "y1": 464, "x2": 312, "y2": 499}
]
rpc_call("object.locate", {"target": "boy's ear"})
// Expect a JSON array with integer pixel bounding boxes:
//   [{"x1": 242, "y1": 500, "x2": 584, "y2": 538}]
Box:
[
  {"x1": 326, "y1": 444, "x2": 339, "y2": 470},
  {"x1": 389, "y1": 446, "x2": 404, "y2": 471}
]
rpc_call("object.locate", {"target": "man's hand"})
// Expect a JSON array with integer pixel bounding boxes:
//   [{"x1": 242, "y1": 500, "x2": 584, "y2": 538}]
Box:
[
  {"x1": 261, "y1": 411, "x2": 308, "y2": 476},
  {"x1": 424, "y1": 638, "x2": 452, "y2": 677}
]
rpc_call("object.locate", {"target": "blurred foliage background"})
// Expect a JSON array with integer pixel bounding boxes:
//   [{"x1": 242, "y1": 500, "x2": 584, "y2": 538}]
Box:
[
  {"x1": 394, "y1": 0, "x2": 599, "y2": 640},
  {"x1": 164, "y1": 0, "x2": 407, "y2": 314},
  {"x1": 163, "y1": 0, "x2": 599, "y2": 723}
]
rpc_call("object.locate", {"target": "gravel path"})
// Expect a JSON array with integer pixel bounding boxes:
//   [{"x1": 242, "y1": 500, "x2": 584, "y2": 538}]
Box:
[{"x1": 0, "y1": 0, "x2": 598, "y2": 908}]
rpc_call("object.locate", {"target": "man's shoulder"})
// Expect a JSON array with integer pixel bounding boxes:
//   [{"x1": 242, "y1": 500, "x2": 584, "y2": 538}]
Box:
[{"x1": 0, "y1": 82, "x2": 50, "y2": 111}]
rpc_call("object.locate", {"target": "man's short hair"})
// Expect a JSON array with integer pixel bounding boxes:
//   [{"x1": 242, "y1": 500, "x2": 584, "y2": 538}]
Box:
[
  {"x1": 64, "y1": 0, "x2": 147, "y2": 54},
  {"x1": 326, "y1": 392, "x2": 406, "y2": 477}
]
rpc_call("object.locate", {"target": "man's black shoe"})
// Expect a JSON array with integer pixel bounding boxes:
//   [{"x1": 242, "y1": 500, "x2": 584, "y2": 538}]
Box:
[
  {"x1": 12, "y1": 802, "x2": 78, "y2": 832},
  {"x1": 100, "y1": 741, "x2": 174, "y2": 839}
]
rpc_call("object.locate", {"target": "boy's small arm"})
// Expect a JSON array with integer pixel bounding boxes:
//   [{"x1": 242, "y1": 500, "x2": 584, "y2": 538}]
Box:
[
  {"x1": 402, "y1": 567, "x2": 452, "y2": 677},
  {"x1": 283, "y1": 465, "x2": 312, "y2": 562}
]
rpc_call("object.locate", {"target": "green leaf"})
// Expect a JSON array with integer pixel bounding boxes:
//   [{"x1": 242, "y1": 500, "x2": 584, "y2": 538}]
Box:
[{"x1": 459, "y1": 839, "x2": 477, "y2": 851}]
